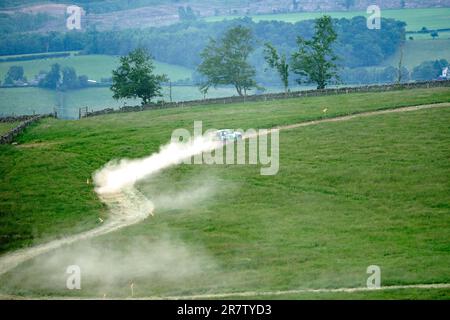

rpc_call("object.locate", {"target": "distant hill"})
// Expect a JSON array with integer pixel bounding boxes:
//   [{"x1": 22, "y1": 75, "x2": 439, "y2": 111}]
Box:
[
  {"x1": 1, "y1": 0, "x2": 449, "y2": 31},
  {"x1": 1, "y1": 1, "x2": 450, "y2": 12}
]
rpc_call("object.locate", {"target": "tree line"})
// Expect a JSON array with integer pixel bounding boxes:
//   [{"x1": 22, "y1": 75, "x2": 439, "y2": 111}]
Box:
[
  {"x1": 1, "y1": 64, "x2": 90, "y2": 90},
  {"x1": 111, "y1": 16, "x2": 340, "y2": 102},
  {"x1": 110, "y1": 16, "x2": 447, "y2": 104},
  {"x1": 0, "y1": 17, "x2": 406, "y2": 73}
]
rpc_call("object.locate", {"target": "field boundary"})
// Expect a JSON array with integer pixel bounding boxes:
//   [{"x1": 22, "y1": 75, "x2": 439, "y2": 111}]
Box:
[
  {"x1": 0, "y1": 114, "x2": 55, "y2": 144},
  {"x1": 81, "y1": 80, "x2": 450, "y2": 118}
]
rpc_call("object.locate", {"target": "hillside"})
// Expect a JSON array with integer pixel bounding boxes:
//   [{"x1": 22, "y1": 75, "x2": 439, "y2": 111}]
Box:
[
  {"x1": 207, "y1": 7, "x2": 450, "y2": 32},
  {"x1": 0, "y1": 87, "x2": 449, "y2": 299},
  {"x1": 1, "y1": 1, "x2": 449, "y2": 30}
]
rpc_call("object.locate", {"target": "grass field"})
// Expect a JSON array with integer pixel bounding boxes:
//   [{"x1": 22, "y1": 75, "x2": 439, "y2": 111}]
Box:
[
  {"x1": 408, "y1": 30, "x2": 450, "y2": 40},
  {"x1": 384, "y1": 39, "x2": 450, "y2": 69},
  {"x1": 0, "y1": 87, "x2": 449, "y2": 299},
  {"x1": 0, "y1": 54, "x2": 193, "y2": 83},
  {"x1": 205, "y1": 8, "x2": 450, "y2": 32}
]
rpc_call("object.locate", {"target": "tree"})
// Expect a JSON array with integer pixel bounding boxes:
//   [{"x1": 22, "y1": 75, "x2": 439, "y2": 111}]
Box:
[
  {"x1": 111, "y1": 48, "x2": 168, "y2": 105},
  {"x1": 411, "y1": 59, "x2": 448, "y2": 81},
  {"x1": 263, "y1": 43, "x2": 289, "y2": 93},
  {"x1": 397, "y1": 43, "x2": 404, "y2": 84},
  {"x1": 198, "y1": 25, "x2": 257, "y2": 97},
  {"x1": 291, "y1": 16, "x2": 340, "y2": 89},
  {"x1": 4, "y1": 65, "x2": 26, "y2": 84},
  {"x1": 431, "y1": 31, "x2": 439, "y2": 40},
  {"x1": 78, "y1": 75, "x2": 89, "y2": 88},
  {"x1": 61, "y1": 66, "x2": 79, "y2": 90},
  {"x1": 381, "y1": 66, "x2": 398, "y2": 83},
  {"x1": 343, "y1": 0, "x2": 355, "y2": 10},
  {"x1": 178, "y1": 6, "x2": 197, "y2": 21},
  {"x1": 39, "y1": 63, "x2": 61, "y2": 89}
]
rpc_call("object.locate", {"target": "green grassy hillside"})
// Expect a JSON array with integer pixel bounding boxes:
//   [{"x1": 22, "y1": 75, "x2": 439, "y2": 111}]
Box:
[{"x1": 0, "y1": 87, "x2": 449, "y2": 299}]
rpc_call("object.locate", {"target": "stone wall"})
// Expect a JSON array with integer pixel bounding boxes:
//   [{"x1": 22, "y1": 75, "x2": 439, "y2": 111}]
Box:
[
  {"x1": 0, "y1": 114, "x2": 54, "y2": 145},
  {"x1": 82, "y1": 80, "x2": 450, "y2": 119},
  {"x1": 0, "y1": 115, "x2": 35, "y2": 123}
]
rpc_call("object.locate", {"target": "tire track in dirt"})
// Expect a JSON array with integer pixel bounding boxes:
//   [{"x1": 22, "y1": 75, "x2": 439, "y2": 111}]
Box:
[
  {"x1": 144, "y1": 283, "x2": 450, "y2": 300},
  {"x1": 0, "y1": 188, "x2": 153, "y2": 276},
  {"x1": 1, "y1": 283, "x2": 449, "y2": 300}
]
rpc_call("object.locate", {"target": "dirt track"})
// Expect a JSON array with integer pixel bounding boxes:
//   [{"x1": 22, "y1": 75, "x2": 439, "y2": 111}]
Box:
[
  {"x1": 1, "y1": 283, "x2": 449, "y2": 300},
  {"x1": 0, "y1": 101, "x2": 449, "y2": 292},
  {"x1": 0, "y1": 188, "x2": 153, "y2": 276}
]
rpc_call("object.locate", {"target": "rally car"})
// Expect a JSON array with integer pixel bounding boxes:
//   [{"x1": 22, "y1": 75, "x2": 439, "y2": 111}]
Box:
[{"x1": 215, "y1": 129, "x2": 243, "y2": 142}]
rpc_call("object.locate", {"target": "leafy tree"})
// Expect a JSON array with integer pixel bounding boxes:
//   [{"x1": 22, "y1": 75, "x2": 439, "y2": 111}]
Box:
[
  {"x1": 78, "y1": 75, "x2": 89, "y2": 87},
  {"x1": 291, "y1": 16, "x2": 340, "y2": 89},
  {"x1": 4, "y1": 65, "x2": 26, "y2": 84},
  {"x1": 39, "y1": 63, "x2": 61, "y2": 89},
  {"x1": 198, "y1": 25, "x2": 257, "y2": 97},
  {"x1": 411, "y1": 59, "x2": 448, "y2": 81},
  {"x1": 382, "y1": 66, "x2": 398, "y2": 83},
  {"x1": 61, "y1": 66, "x2": 79, "y2": 89},
  {"x1": 111, "y1": 48, "x2": 168, "y2": 105},
  {"x1": 398, "y1": 66, "x2": 410, "y2": 82},
  {"x1": 263, "y1": 43, "x2": 289, "y2": 93},
  {"x1": 343, "y1": 0, "x2": 355, "y2": 10},
  {"x1": 178, "y1": 6, "x2": 197, "y2": 21}
]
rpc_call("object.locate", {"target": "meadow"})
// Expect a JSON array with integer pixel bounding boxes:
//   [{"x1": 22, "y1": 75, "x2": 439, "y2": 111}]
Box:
[
  {"x1": 0, "y1": 87, "x2": 449, "y2": 299},
  {"x1": 205, "y1": 8, "x2": 450, "y2": 32},
  {"x1": 0, "y1": 54, "x2": 193, "y2": 83},
  {"x1": 385, "y1": 38, "x2": 450, "y2": 69}
]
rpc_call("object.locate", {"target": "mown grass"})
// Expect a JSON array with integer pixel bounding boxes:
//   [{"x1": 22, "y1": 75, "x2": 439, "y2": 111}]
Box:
[
  {"x1": 0, "y1": 87, "x2": 449, "y2": 299},
  {"x1": 205, "y1": 8, "x2": 450, "y2": 32}
]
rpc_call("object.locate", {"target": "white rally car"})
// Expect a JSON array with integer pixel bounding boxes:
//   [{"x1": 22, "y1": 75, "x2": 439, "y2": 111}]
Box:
[{"x1": 215, "y1": 129, "x2": 243, "y2": 142}]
